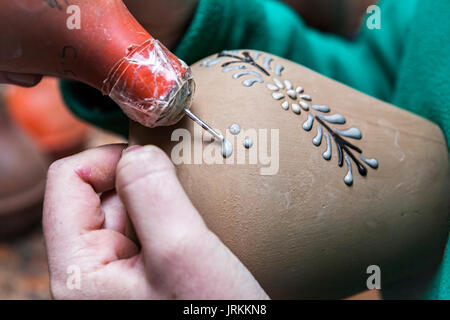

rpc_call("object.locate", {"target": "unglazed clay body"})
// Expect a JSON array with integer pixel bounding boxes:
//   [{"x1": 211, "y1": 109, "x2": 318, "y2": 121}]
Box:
[{"x1": 130, "y1": 50, "x2": 449, "y2": 299}]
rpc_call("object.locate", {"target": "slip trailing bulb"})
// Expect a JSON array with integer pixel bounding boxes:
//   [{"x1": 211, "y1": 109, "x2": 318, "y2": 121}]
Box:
[{"x1": 0, "y1": 0, "x2": 194, "y2": 127}]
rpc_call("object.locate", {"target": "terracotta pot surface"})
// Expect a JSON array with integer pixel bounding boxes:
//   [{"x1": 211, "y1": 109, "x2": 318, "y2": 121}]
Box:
[{"x1": 130, "y1": 51, "x2": 449, "y2": 299}]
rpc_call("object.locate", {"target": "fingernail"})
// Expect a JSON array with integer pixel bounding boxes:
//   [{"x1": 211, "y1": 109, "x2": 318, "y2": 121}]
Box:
[
  {"x1": 122, "y1": 145, "x2": 142, "y2": 155},
  {"x1": 4, "y1": 73, "x2": 42, "y2": 87}
]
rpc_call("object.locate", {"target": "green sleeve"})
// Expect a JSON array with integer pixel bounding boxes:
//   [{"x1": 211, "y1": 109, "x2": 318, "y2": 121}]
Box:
[
  {"x1": 176, "y1": 0, "x2": 418, "y2": 101},
  {"x1": 383, "y1": 0, "x2": 450, "y2": 300},
  {"x1": 417, "y1": 0, "x2": 450, "y2": 298},
  {"x1": 391, "y1": 0, "x2": 450, "y2": 153},
  {"x1": 59, "y1": 80, "x2": 129, "y2": 137}
]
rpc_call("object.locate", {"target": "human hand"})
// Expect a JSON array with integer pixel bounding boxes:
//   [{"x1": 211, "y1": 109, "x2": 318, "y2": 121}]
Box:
[
  {"x1": 124, "y1": 0, "x2": 198, "y2": 50},
  {"x1": 43, "y1": 144, "x2": 269, "y2": 299},
  {"x1": 0, "y1": 0, "x2": 196, "y2": 87}
]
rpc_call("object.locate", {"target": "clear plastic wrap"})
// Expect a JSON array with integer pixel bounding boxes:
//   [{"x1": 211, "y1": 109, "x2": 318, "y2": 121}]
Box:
[{"x1": 101, "y1": 39, "x2": 195, "y2": 128}]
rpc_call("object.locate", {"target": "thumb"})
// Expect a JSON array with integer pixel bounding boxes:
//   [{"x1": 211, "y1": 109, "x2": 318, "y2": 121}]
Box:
[
  {"x1": 116, "y1": 145, "x2": 269, "y2": 299},
  {"x1": 115, "y1": 145, "x2": 208, "y2": 258}
]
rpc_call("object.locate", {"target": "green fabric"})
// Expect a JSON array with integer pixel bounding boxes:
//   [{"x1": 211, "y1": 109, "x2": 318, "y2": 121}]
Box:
[
  {"x1": 61, "y1": 0, "x2": 450, "y2": 299},
  {"x1": 424, "y1": 245, "x2": 450, "y2": 299},
  {"x1": 59, "y1": 80, "x2": 129, "y2": 137},
  {"x1": 392, "y1": 0, "x2": 450, "y2": 300}
]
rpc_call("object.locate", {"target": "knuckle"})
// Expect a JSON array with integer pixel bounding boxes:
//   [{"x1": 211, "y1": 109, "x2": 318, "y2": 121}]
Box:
[
  {"x1": 123, "y1": 145, "x2": 171, "y2": 166},
  {"x1": 47, "y1": 158, "x2": 66, "y2": 178},
  {"x1": 47, "y1": 156, "x2": 74, "y2": 180}
]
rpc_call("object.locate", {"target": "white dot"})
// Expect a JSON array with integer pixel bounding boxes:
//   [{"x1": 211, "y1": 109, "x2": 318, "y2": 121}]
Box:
[
  {"x1": 243, "y1": 138, "x2": 253, "y2": 149},
  {"x1": 229, "y1": 123, "x2": 241, "y2": 135},
  {"x1": 292, "y1": 104, "x2": 301, "y2": 114},
  {"x1": 272, "y1": 92, "x2": 285, "y2": 100}
]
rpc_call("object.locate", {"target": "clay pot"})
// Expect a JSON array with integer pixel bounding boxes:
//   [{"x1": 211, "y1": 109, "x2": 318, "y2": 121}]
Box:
[
  {"x1": 130, "y1": 50, "x2": 449, "y2": 298},
  {"x1": 4, "y1": 78, "x2": 90, "y2": 157},
  {"x1": 0, "y1": 104, "x2": 48, "y2": 238}
]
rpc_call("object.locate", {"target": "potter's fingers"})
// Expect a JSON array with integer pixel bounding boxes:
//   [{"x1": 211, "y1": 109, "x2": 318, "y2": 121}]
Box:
[
  {"x1": 43, "y1": 144, "x2": 126, "y2": 243},
  {"x1": 101, "y1": 190, "x2": 127, "y2": 234},
  {"x1": 116, "y1": 145, "x2": 207, "y2": 258},
  {"x1": 0, "y1": 72, "x2": 42, "y2": 87},
  {"x1": 116, "y1": 146, "x2": 268, "y2": 299}
]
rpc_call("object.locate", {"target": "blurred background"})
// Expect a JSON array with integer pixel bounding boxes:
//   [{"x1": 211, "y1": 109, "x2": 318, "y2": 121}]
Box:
[
  {"x1": 0, "y1": 0, "x2": 379, "y2": 300},
  {"x1": 0, "y1": 78, "x2": 125, "y2": 299}
]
